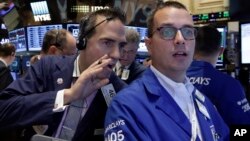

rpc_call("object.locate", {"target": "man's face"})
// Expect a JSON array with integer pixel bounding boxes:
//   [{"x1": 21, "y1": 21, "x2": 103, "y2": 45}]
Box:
[
  {"x1": 146, "y1": 7, "x2": 195, "y2": 81},
  {"x1": 81, "y1": 16, "x2": 126, "y2": 78},
  {"x1": 119, "y1": 42, "x2": 138, "y2": 66}
]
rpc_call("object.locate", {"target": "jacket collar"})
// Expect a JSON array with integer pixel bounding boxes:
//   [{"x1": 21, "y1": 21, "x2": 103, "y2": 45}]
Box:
[{"x1": 141, "y1": 68, "x2": 192, "y2": 136}]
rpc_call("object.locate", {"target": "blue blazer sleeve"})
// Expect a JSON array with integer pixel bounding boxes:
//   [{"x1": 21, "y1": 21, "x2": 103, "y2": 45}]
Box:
[{"x1": 0, "y1": 55, "x2": 75, "y2": 130}]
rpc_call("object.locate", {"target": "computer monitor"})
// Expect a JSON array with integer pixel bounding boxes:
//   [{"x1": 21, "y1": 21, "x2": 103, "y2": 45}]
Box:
[
  {"x1": 66, "y1": 23, "x2": 79, "y2": 39},
  {"x1": 216, "y1": 27, "x2": 227, "y2": 67},
  {"x1": 240, "y1": 22, "x2": 250, "y2": 65},
  {"x1": 138, "y1": 42, "x2": 148, "y2": 55},
  {"x1": 8, "y1": 27, "x2": 27, "y2": 52},
  {"x1": 10, "y1": 56, "x2": 21, "y2": 73},
  {"x1": 136, "y1": 42, "x2": 149, "y2": 63},
  {"x1": 125, "y1": 26, "x2": 148, "y2": 41},
  {"x1": 30, "y1": 1, "x2": 51, "y2": 22},
  {"x1": 21, "y1": 55, "x2": 31, "y2": 74},
  {"x1": 27, "y1": 24, "x2": 63, "y2": 51}
]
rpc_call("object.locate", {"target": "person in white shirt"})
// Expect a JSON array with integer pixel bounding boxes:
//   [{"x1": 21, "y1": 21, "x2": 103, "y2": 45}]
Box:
[{"x1": 105, "y1": 1, "x2": 229, "y2": 141}]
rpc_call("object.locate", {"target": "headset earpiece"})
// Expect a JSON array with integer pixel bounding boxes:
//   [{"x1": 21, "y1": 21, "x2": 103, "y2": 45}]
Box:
[
  {"x1": 77, "y1": 38, "x2": 86, "y2": 50},
  {"x1": 77, "y1": 15, "x2": 90, "y2": 50}
]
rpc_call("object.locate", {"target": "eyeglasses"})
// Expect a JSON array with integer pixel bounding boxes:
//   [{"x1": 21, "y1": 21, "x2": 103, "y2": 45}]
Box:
[
  {"x1": 154, "y1": 26, "x2": 197, "y2": 40},
  {"x1": 121, "y1": 49, "x2": 136, "y2": 55}
]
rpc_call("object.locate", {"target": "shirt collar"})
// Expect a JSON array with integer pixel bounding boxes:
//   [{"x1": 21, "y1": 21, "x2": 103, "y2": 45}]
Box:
[
  {"x1": 150, "y1": 65, "x2": 194, "y2": 96},
  {"x1": 0, "y1": 58, "x2": 8, "y2": 67},
  {"x1": 72, "y1": 55, "x2": 80, "y2": 77},
  {"x1": 115, "y1": 61, "x2": 130, "y2": 70}
]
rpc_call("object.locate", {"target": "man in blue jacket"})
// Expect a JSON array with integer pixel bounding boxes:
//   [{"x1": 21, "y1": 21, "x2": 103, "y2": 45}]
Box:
[
  {"x1": 187, "y1": 25, "x2": 250, "y2": 125},
  {"x1": 0, "y1": 8, "x2": 127, "y2": 141},
  {"x1": 105, "y1": 1, "x2": 229, "y2": 141}
]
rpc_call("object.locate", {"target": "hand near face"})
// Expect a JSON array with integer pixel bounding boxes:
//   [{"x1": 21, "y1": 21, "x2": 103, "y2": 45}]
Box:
[{"x1": 64, "y1": 54, "x2": 114, "y2": 104}]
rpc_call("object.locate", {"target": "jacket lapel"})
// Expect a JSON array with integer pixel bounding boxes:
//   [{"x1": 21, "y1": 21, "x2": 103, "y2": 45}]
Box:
[
  {"x1": 193, "y1": 91, "x2": 214, "y2": 141},
  {"x1": 52, "y1": 56, "x2": 75, "y2": 90},
  {"x1": 142, "y1": 69, "x2": 192, "y2": 137}
]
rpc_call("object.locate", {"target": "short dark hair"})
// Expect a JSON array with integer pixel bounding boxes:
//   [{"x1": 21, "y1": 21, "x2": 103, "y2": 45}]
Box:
[
  {"x1": 0, "y1": 43, "x2": 16, "y2": 57},
  {"x1": 78, "y1": 8, "x2": 126, "y2": 41},
  {"x1": 147, "y1": 1, "x2": 188, "y2": 38},
  {"x1": 195, "y1": 25, "x2": 221, "y2": 56},
  {"x1": 42, "y1": 29, "x2": 69, "y2": 54}
]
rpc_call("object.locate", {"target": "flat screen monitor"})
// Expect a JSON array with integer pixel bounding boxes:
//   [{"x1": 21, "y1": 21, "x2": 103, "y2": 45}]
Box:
[
  {"x1": 8, "y1": 27, "x2": 27, "y2": 52},
  {"x1": 125, "y1": 26, "x2": 148, "y2": 41},
  {"x1": 66, "y1": 23, "x2": 79, "y2": 39},
  {"x1": 27, "y1": 24, "x2": 63, "y2": 51},
  {"x1": 137, "y1": 42, "x2": 148, "y2": 55},
  {"x1": 21, "y1": 56, "x2": 31, "y2": 73},
  {"x1": 216, "y1": 27, "x2": 227, "y2": 67},
  {"x1": 240, "y1": 23, "x2": 250, "y2": 64},
  {"x1": 30, "y1": 1, "x2": 51, "y2": 22},
  {"x1": 10, "y1": 56, "x2": 21, "y2": 73}
]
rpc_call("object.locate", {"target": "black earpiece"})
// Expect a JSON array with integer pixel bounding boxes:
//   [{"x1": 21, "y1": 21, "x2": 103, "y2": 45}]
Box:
[{"x1": 77, "y1": 15, "x2": 90, "y2": 50}]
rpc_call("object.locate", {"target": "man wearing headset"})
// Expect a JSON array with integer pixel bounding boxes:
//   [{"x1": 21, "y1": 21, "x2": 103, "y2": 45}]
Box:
[{"x1": 0, "y1": 8, "x2": 127, "y2": 141}]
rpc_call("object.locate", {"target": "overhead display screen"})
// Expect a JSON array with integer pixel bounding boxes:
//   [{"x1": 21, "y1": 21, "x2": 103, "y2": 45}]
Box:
[{"x1": 27, "y1": 24, "x2": 62, "y2": 51}]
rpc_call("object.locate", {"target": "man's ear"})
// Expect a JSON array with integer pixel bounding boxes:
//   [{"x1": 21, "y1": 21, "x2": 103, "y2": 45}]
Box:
[
  {"x1": 11, "y1": 52, "x2": 15, "y2": 56},
  {"x1": 48, "y1": 45, "x2": 57, "y2": 55},
  {"x1": 144, "y1": 37, "x2": 152, "y2": 56}
]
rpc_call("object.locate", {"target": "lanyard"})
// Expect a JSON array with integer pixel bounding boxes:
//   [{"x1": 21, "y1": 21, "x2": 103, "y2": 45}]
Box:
[{"x1": 190, "y1": 89, "x2": 199, "y2": 141}]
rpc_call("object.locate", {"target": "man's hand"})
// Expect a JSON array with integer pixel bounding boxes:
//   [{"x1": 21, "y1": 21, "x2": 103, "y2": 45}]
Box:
[{"x1": 64, "y1": 54, "x2": 115, "y2": 104}]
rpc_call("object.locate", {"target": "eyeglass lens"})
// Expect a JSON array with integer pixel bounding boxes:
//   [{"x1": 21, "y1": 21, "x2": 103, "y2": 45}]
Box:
[{"x1": 159, "y1": 27, "x2": 196, "y2": 40}]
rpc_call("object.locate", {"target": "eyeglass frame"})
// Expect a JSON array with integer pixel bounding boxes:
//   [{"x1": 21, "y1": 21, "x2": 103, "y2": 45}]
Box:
[
  {"x1": 152, "y1": 26, "x2": 197, "y2": 40},
  {"x1": 120, "y1": 48, "x2": 137, "y2": 56}
]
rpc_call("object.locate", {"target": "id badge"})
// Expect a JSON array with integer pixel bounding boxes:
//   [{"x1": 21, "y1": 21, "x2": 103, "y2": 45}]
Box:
[
  {"x1": 101, "y1": 84, "x2": 117, "y2": 106},
  {"x1": 121, "y1": 69, "x2": 130, "y2": 80}
]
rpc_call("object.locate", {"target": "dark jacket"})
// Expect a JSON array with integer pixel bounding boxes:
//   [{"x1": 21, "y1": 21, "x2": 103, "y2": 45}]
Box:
[
  {"x1": 0, "y1": 60, "x2": 13, "y2": 91},
  {"x1": 123, "y1": 61, "x2": 146, "y2": 84},
  {"x1": 0, "y1": 55, "x2": 127, "y2": 141}
]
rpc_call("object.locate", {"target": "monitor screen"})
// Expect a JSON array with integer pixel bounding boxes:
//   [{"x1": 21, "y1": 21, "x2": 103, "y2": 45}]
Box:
[
  {"x1": 66, "y1": 23, "x2": 79, "y2": 39},
  {"x1": 138, "y1": 42, "x2": 148, "y2": 55},
  {"x1": 21, "y1": 55, "x2": 31, "y2": 73},
  {"x1": 30, "y1": 1, "x2": 51, "y2": 22},
  {"x1": 10, "y1": 56, "x2": 21, "y2": 73},
  {"x1": 240, "y1": 23, "x2": 250, "y2": 64},
  {"x1": 8, "y1": 27, "x2": 27, "y2": 52},
  {"x1": 216, "y1": 27, "x2": 227, "y2": 67},
  {"x1": 125, "y1": 26, "x2": 148, "y2": 41},
  {"x1": 27, "y1": 24, "x2": 63, "y2": 51}
]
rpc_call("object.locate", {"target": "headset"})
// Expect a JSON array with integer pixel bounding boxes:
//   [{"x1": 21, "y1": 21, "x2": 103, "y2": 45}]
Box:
[{"x1": 77, "y1": 15, "x2": 114, "y2": 50}]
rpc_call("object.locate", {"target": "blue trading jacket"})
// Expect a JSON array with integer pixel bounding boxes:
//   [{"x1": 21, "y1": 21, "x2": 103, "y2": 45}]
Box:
[
  {"x1": 105, "y1": 68, "x2": 229, "y2": 141},
  {"x1": 187, "y1": 60, "x2": 250, "y2": 125}
]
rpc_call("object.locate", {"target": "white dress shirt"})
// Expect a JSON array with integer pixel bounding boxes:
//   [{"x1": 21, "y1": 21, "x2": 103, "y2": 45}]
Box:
[{"x1": 150, "y1": 65, "x2": 203, "y2": 141}]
